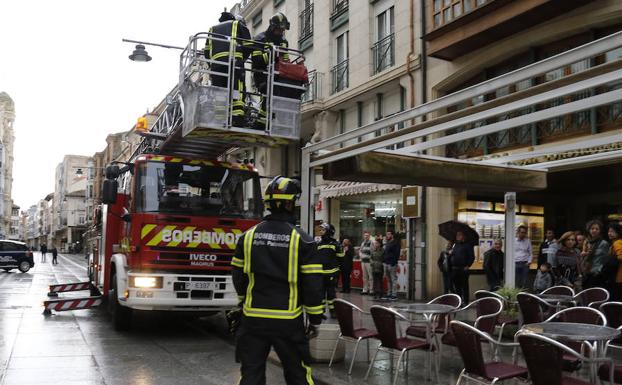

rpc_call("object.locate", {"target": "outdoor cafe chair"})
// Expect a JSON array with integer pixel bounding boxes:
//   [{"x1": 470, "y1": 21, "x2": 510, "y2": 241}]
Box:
[
  {"x1": 600, "y1": 302, "x2": 622, "y2": 351},
  {"x1": 439, "y1": 297, "x2": 503, "y2": 369},
  {"x1": 475, "y1": 290, "x2": 520, "y2": 343},
  {"x1": 543, "y1": 286, "x2": 576, "y2": 297},
  {"x1": 451, "y1": 320, "x2": 528, "y2": 385},
  {"x1": 574, "y1": 288, "x2": 610, "y2": 309},
  {"x1": 405, "y1": 293, "x2": 461, "y2": 339},
  {"x1": 517, "y1": 331, "x2": 614, "y2": 385},
  {"x1": 365, "y1": 305, "x2": 437, "y2": 385},
  {"x1": 329, "y1": 298, "x2": 378, "y2": 375},
  {"x1": 517, "y1": 292, "x2": 557, "y2": 324}
]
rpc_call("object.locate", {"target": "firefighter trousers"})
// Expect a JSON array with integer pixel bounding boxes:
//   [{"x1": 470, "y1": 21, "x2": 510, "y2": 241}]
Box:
[
  {"x1": 322, "y1": 275, "x2": 337, "y2": 312},
  {"x1": 236, "y1": 317, "x2": 314, "y2": 385},
  {"x1": 211, "y1": 62, "x2": 246, "y2": 119}
]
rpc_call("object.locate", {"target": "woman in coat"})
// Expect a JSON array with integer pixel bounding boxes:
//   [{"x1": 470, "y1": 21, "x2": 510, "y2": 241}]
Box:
[
  {"x1": 554, "y1": 231, "x2": 581, "y2": 288},
  {"x1": 370, "y1": 240, "x2": 385, "y2": 300},
  {"x1": 581, "y1": 220, "x2": 610, "y2": 289}
]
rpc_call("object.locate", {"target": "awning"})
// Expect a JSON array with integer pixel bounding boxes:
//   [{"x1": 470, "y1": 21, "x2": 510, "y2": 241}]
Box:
[{"x1": 318, "y1": 181, "x2": 401, "y2": 200}]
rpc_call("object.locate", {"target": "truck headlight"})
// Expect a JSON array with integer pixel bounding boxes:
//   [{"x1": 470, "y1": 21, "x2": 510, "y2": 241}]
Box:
[{"x1": 130, "y1": 276, "x2": 163, "y2": 288}]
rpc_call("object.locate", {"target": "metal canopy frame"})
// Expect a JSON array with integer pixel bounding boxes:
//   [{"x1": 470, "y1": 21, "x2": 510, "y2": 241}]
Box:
[{"x1": 300, "y1": 31, "x2": 622, "y2": 288}]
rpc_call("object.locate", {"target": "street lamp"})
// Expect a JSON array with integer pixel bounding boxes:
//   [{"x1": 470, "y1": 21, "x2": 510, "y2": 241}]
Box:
[{"x1": 122, "y1": 38, "x2": 184, "y2": 62}]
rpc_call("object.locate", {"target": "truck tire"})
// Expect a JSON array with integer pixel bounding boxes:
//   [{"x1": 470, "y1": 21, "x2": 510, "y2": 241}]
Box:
[
  {"x1": 18, "y1": 261, "x2": 31, "y2": 273},
  {"x1": 108, "y1": 271, "x2": 132, "y2": 331}
]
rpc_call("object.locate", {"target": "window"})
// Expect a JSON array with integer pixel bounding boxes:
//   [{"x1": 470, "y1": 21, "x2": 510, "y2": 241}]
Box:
[
  {"x1": 331, "y1": 32, "x2": 349, "y2": 94},
  {"x1": 299, "y1": 1, "x2": 314, "y2": 44},
  {"x1": 373, "y1": 7, "x2": 395, "y2": 74},
  {"x1": 431, "y1": 0, "x2": 491, "y2": 28},
  {"x1": 252, "y1": 11, "x2": 262, "y2": 28}
]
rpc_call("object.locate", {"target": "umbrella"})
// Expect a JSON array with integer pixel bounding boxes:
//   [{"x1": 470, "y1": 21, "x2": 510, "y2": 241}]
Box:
[{"x1": 438, "y1": 220, "x2": 480, "y2": 246}]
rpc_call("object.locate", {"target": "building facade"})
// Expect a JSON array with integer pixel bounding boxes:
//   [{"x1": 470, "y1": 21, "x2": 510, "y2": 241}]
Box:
[
  {"x1": 9, "y1": 204, "x2": 20, "y2": 241},
  {"x1": 0, "y1": 92, "x2": 15, "y2": 239}
]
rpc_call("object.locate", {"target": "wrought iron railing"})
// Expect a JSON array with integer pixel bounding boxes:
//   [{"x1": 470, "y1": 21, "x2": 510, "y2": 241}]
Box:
[
  {"x1": 331, "y1": 0, "x2": 348, "y2": 19},
  {"x1": 331, "y1": 60, "x2": 349, "y2": 94},
  {"x1": 302, "y1": 70, "x2": 323, "y2": 103},
  {"x1": 372, "y1": 33, "x2": 395, "y2": 75},
  {"x1": 299, "y1": 4, "x2": 314, "y2": 43}
]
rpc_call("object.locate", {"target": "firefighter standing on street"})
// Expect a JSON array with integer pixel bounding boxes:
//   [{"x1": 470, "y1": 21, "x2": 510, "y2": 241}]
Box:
[
  {"x1": 317, "y1": 223, "x2": 343, "y2": 318},
  {"x1": 231, "y1": 176, "x2": 324, "y2": 385},
  {"x1": 204, "y1": 11, "x2": 253, "y2": 127},
  {"x1": 251, "y1": 12, "x2": 291, "y2": 130}
]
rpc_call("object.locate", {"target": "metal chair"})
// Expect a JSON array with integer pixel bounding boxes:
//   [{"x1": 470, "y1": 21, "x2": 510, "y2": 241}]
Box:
[
  {"x1": 451, "y1": 320, "x2": 528, "y2": 385},
  {"x1": 365, "y1": 305, "x2": 437, "y2": 385},
  {"x1": 475, "y1": 290, "x2": 520, "y2": 343},
  {"x1": 517, "y1": 331, "x2": 613, "y2": 385},
  {"x1": 405, "y1": 293, "x2": 461, "y2": 339},
  {"x1": 600, "y1": 302, "x2": 622, "y2": 351},
  {"x1": 329, "y1": 298, "x2": 378, "y2": 375},
  {"x1": 542, "y1": 285, "x2": 576, "y2": 297},
  {"x1": 517, "y1": 292, "x2": 557, "y2": 324},
  {"x1": 574, "y1": 287, "x2": 610, "y2": 309}
]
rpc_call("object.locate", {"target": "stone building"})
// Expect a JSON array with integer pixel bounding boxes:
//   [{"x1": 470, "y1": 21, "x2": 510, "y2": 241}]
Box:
[{"x1": 0, "y1": 92, "x2": 15, "y2": 239}]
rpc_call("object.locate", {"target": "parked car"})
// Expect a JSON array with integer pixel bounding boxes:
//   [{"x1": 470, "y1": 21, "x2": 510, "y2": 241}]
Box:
[{"x1": 0, "y1": 240, "x2": 34, "y2": 273}]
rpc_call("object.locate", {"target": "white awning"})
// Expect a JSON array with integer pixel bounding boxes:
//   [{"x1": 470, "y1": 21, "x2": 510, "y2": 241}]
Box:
[{"x1": 318, "y1": 181, "x2": 401, "y2": 200}]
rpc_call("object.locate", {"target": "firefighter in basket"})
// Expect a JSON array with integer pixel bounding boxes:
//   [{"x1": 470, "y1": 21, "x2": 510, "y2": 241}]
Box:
[
  {"x1": 251, "y1": 13, "x2": 308, "y2": 131},
  {"x1": 205, "y1": 11, "x2": 253, "y2": 127},
  {"x1": 230, "y1": 176, "x2": 324, "y2": 385}
]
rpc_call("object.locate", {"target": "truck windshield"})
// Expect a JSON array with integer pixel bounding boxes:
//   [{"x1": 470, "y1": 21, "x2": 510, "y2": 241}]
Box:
[{"x1": 136, "y1": 161, "x2": 263, "y2": 218}]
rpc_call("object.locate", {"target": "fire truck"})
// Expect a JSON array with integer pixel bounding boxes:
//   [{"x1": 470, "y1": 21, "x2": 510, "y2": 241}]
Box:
[{"x1": 44, "y1": 32, "x2": 307, "y2": 330}]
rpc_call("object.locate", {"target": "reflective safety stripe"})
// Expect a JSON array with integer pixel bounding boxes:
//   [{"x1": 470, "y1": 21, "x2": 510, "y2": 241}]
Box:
[
  {"x1": 243, "y1": 227, "x2": 257, "y2": 310},
  {"x1": 231, "y1": 257, "x2": 244, "y2": 268},
  {"x1": 303, "y1": 304, "x2": 324, "y2": 315},
  {"x1": 323, "y1": 268, "x2": 339, "y2": 274},
  {"x1": 264, "y1": 193, "x2": 296, "y2": 201},
  {"x1": 302, "y1": 361, "x2": 314, "y2": 385},
  {"x1": 336, "y1": 252, "x2": 345, "y2": 257},
  {"x1": 252, "y1": 51, "x2": 264, "y2": 57},
  {"x1": 288, "y1": 228, "x2": 300, "y2": 311},
  {"x1": 278, "y1": 178, "x2": 291, "y2": 190},
  {"x1": 300, "y1": 264, "x2": 323, "y2": 274},
  {"x1": 243, "y1": 306, "x2": 303, "y2": 319},
  {"x1": 318, "y1": 244, "x2": 336, "y2": 250},
  {"x1": 211, "y1": 51, "x2": 244, "y2": 60}
]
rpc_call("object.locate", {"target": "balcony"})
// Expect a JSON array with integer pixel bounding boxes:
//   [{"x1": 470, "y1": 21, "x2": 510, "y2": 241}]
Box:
[
  {"x1": 330, "y1": 0, "x2": 349, "y2": 31},
  {"x1": 425, "y1": 0, "x2": 593, "y2": 60},
  {"x1": 372, "y1": 34, "x2": 395, "y2": 75},
  {"x1": 331, "y1": 60, "x2": 349, "y2": 95},
  {"x1": 299, "y1": 4, "x2": 314, "y2": 51},
  {"x1": 302, "y1": 70, "x2": 324, "y2": 103}
]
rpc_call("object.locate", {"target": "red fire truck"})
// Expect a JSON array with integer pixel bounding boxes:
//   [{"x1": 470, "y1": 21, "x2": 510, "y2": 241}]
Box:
[{"x1": 44, "y1": 32, "x2": 307, "y2": 330}]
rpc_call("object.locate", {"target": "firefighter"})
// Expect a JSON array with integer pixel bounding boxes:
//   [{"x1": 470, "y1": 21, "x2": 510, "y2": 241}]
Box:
[
  {"x1": 317, "y1": 222, "x2": 344, "y2": 318},
  {"x1": 204, "y1": 11, "x2": 253, "y2": 127},
  {"x1": 231, "y1": 176, "x2": 324, "y2": 385},
  {"x1": 250, "y1": 12, "x2": 291, "y2": 130}
]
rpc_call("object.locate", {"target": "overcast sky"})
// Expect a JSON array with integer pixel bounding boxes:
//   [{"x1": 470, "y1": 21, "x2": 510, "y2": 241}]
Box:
[{"x1": 0, "y1": 0, "x2": 234, "y2": 210}]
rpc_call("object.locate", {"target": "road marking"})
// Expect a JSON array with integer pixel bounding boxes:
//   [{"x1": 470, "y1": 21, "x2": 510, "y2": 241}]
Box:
[{"x1": 58, "y1": 254, "x2": 87, "y2": 271}]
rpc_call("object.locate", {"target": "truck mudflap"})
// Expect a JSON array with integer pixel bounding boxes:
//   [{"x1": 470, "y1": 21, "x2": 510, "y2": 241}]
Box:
[{"x1": 122, "y1": 271, "x2": 238, "y2": 312}]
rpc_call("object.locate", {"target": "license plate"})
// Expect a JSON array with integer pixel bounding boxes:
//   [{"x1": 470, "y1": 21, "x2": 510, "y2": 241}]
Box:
[{"x1": 189, "y1": 282, "x2": 215, "y2": 291}]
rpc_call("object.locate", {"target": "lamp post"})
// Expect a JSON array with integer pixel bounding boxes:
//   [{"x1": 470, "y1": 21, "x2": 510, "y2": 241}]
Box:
[{"x1": 122, "y1": 38, "x2": 185, "y2": 62}]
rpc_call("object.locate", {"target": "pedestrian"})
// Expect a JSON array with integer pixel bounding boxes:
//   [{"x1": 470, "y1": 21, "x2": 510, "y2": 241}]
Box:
[
  {"x1": 230, "y1": 176, "x2": 323, "y2": 385},
  {"x1": 483, "y1": 239, "x2": 504, "y2": 291},
  {"x1": 204, "y1": 11, "x2": 252, "y2": 127},
  {"x1": 317, "y1": 222, "x2": 343, "y2": 318},
  {"x1": 581, "y1": 220, "x2": 610, "y2": 289},
  {"x1": 533, "y1": 262, "x2": 553, "y2": 293},
  {"x1": 382, "y1": 230, "x2": 400, "y2": 300},
  {"x1": 40, "y1": 244, "x2": 47, "y2": 263},
  {"x1": 449, "y1": 231, "x2": 475, "y2": 304},
  {"x1": 538, "y1": 228, "x2": 557, "y2": 267},
  {"x1": 514, "y1": 225, "x2": 533, "y2": 289},
  {"x1": 608, "y1": 222, "x2": 622, "y2": 300},
  {"x1": 553, "y1": 231, "x2": 581, "y2": 288},
  {"x1": 371, "y1": 240, "x2": 385, "y2": 300},
  {"x1": 437, "y1": 241, "x2": 453, "y2": 294},
  {"x1": 340, "y1": 239, "x2": 354, "y2": 293},
  {"x1": 51, "y1": 247, "x2": 58, "y2": 265},
  {"x1": 575, "y1": 231, "x2": 586, "y2": 254},
  {"x1": 359, "y1": 231, "x2": 374, "y2": 295}
]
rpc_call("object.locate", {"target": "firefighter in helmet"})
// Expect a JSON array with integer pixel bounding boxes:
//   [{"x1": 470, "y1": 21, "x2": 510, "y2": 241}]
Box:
[
  {"x1": 204, "y1": 11, "x2": 253, "y2": 127},
  {"x1": 317, "y1": 222, "x2": 343, "y2": 318},
  {"x1": 250, "y1": 12, "x2": 291, "y2": 130},
  {"x1": 231, "y1": 176, "x2": 324, "y2": 385}
]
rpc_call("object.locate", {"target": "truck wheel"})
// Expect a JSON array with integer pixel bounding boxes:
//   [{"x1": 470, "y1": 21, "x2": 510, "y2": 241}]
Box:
[
  {"x1": 18, "y1": 261, "x2": 31, "y2": 273},
  {"x1": 108, "y1": 272, "x2": 132, "y2": 331}
]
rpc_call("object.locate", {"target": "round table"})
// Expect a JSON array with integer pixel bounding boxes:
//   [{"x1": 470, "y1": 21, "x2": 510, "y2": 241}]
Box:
[
  {"x1": 393, "y1": 303, "x2": 457, "y2": 315},
  {"x1": 522, "y1": 322, "x2": 620, "y2": 382},
  {"x1": 537, "y1": 294, "x2": 574, "y2": 311}
]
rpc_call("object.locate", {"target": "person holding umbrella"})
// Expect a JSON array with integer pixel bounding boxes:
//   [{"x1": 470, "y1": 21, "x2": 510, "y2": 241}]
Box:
[{"x1": 438, "y1": 221, "x2": 478, "y2": 304}]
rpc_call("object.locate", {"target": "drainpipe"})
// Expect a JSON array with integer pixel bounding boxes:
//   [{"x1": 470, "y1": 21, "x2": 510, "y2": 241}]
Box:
[{"x1": 419, "y1": 0, "x2": 429, "y2": 300}]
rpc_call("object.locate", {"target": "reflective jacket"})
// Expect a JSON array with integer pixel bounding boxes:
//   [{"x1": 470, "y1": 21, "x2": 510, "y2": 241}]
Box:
[
  {"x1": 205, "y1": 20, "x2": 253, "y2": 63},
  {"x1": 251, "y1": 31, "x2": 289, "y2": 90},
  {"x1": 231, "y1": 213, "x2": 324, "y2": 322},
  {"x1": 317, "y1": 237, "x2": 344, "y2": 275}
]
